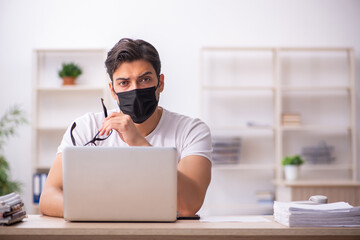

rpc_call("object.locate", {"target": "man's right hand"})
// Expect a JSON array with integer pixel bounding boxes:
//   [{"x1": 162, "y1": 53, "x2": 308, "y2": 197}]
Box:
[{"x1": 98, "y1": 112, "x2": 150, "y2": 146}]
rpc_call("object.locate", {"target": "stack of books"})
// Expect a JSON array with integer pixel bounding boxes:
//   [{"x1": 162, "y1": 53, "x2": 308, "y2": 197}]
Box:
[
  {"x1": 0, "y1": 192, "x2": 27, "y2": 225},
  {"x1": 256, "y1": 191, "x2": 274, "y2": 205},
  {"x1": 256, "y1": 191, "x2": 274, "y2": 214},
  {"x1": 301, "y1": 141, "x2": 335, "y2": 164},
  {"x1": 212, "y1": 137, "x2": 241, "y2": 164},
  {"x1": 282, "y1": 113, "x2": 301, "y2": 126},
  {"x1": 274, "y1": 201, "x2": 360, "y2": 227},
  {"x1": 33, "y1": 173, "x2": 47, "y2": 204}
]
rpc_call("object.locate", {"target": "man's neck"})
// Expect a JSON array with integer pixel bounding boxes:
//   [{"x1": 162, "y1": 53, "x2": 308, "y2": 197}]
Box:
[{"x1": 136, "y1": 107, "x2": 163, "y2": 137}]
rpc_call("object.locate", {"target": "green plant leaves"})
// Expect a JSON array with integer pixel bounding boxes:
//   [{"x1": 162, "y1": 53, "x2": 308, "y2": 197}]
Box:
[
  {"x1": 0, "y1": 155, "x2": 19, "y2": 196},
  {"x1": 0, "y1": 105, "x2": 27, "y2": 195},
  {"x1": 0, "y1": 105, "x2": 28, "y2": 151},
  {"x1": 281, "y1": 155, "x2": 305, "y2": 166},
  {"x1": 58, "y1": 62, "x2": 82, "y2": 78}
]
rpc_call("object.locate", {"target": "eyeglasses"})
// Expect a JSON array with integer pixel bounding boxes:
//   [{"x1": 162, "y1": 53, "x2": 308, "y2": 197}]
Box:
[{"x1": 70, "y1": 98, "x2": 113, "y2": 146}]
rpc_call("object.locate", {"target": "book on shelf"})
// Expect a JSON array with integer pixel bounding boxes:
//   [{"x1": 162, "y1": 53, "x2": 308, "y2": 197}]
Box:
[
  {"x1": 282, "y1": 113, "x2": 301, "y2": 126},
  {"x1": 282, "y1": 117, "x2": 301, "y2": 121},
  {"x1": 33, "y1": 173, "x2": 48, "y2": 204},
  {"x1": 282, "y1": 113, "x2": 300, "y2": 118},
  {"x1": 256, "y1": 191, "x2": 274, "y2": 206},
  {"x1": 212, "y1": 137, "x2": 241, "y2": 164},
  {"x1": 282, "y1": 122, "x2": 301, "y2": 126},
  {"x1": 301, "y1": 141, "x2": 335, "y2": 164}
]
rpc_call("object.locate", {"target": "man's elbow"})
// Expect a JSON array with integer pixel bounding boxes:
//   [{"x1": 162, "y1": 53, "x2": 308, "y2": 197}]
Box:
[
  {"x1": 179, "y1": 205, "x2": 202, "y2": 217},
  {"x1": 39, "y1": 188, "x2": 64, "y2": 218},
  {"x1": 178, "y1": 191, "x2": 205, "y2": 216},
  {"x1": 38, "y1": 190, "x2": 50, "y2": 215}
]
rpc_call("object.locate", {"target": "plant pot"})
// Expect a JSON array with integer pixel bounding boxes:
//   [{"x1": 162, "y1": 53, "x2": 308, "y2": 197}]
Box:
[
  {"x1": 284, "y1": 165, "x2": 300, "y2": 181},
  {"x1": 62, "y1": 77, "x2": 76, "y2": 86}
]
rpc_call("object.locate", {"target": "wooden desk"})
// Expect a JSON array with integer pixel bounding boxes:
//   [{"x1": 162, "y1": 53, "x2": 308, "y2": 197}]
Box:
[{"x1": 1, "y1": 215, "x2": 360, "y2": 240}]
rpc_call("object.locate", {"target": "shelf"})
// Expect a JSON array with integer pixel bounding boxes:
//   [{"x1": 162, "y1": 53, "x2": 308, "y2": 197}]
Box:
[
  {"x1": 281, "y1": 125, "x2": 350, "y2": 132},
  {"x1": 278, "y1": 47, "x2": 352, "y2": 52},
  {"x1": 32, "y1": 49, "x2": 109, "y2": 215},
  {"x1": 36, "y1": 165, "x2": 52, "y2": 171},
  {"x1": 211, "y1": 126, "x2": 275, "y2": 131},
  {"x1": 200, "y1": 47, "x2": 357, "y2": 214},
  {"x1": 35, "y1": 166, "x2": 51, "y2": 172},
  {"x1": 274, "y1": 180, "x2": 360, "y2": 187},
  {"x1": 281, "y1": 86, "x2": 350, "y2": 91},
  {"x1": 202, "y1": 47, "x2": 274, "y2": 51},
  {"x1": 36, "y1": 126, "x2": 68, "y2": 131},
  {"x1": 301, "y1": 163, "x2": 352, "y2": 171},
  {"x1": 202, "y1": 86, "x2": 274, "y2": 91},
  {"x1": 36, "y1": 48, "x2": 107, "y2": 53},
  {"x1": 37, "y1": 85, "x2": 105, "y2": 92},
  {"x1": 204, "y1": 86, "x2": 350, "y2": 92},
  {"x1": 213, "y1": 164, "x2": 274, "y2": 171}
]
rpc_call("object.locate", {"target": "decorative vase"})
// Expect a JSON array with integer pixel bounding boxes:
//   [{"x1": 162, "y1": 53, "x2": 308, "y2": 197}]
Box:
[
  {"x1": 62, "y1": 77, "x2": 76, "y2": 86},
  {"x1": 284, "y1": 165, "x2": 300, "y2": 181}
]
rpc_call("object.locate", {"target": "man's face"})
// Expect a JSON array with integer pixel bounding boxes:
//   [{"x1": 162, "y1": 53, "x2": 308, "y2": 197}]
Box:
[{"x1": 109, "y1": 59, "x2": 164, "y2": 102}]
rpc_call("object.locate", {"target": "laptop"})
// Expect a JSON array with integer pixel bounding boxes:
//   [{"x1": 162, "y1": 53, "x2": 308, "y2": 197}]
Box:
[{"x1": 62, "y1": 146, "x2": 177, "y2": 222}]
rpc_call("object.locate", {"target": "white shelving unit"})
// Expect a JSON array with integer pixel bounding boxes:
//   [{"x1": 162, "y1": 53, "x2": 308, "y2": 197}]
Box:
[
  {"x1": 199, "y1": 47, "x2": 358, "y2": 215},
  {"x1": 276, "y1": 48, "x2": 357, "y2": 184},
  {"x1": 199, "y1": 48, "x2": 276, "y2": 216},
  {"x1": 31, "y1": 49, "x2": 110, "y2": 213}
]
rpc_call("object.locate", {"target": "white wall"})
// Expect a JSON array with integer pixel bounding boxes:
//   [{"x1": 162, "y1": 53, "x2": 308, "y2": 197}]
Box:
[{"x1": 1, "y1": 0, "x2": 359, "y2": 213}]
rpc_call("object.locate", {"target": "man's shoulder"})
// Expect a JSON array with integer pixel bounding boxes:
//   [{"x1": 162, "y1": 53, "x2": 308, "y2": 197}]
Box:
[
  {"x1": 163, "y1": 108, "x2": 195, "y2": 122},
  {"x1": 162, "y1": 108, "x2": 209, "y2": 130}
]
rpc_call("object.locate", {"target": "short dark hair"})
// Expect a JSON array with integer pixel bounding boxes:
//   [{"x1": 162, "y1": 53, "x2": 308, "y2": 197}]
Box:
[{"x1": 105, "y1": 38, "x2": 161, "y2": 82}]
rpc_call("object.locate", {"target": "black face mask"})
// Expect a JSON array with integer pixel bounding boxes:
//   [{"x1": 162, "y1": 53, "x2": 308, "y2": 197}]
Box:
[{"x1": 115, "y1": 86, "x2": 159, "y2": 124}]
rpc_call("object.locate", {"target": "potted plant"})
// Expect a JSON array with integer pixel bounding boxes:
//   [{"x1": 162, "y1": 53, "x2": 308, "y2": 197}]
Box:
[
  {"x1": 58, "y1": 62, "x2": 82, "y2": 86},
  {"x1": 281, "y1": 155, "x2": 305, "y2": 181},
  {"x1": 0, "y1": 105, "x2": 27, "y2": 195}
]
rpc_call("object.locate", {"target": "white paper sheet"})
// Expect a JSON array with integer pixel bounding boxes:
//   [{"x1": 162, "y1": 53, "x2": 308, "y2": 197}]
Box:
[
  {"x1": 275, "y1": 201, "x2": 353, "y2": 211},
  {"x1": 200, "y1": 216, "x2": 271, "y2": 223}
]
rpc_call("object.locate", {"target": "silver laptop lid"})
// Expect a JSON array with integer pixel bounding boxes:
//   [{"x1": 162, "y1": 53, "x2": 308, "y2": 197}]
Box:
[{"x1": 63, "y1": 146, "x2": 177, "y2": 222}]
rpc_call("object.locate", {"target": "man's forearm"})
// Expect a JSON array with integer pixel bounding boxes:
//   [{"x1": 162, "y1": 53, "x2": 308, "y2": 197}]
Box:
[
  {"x1": 177, "y1": 171, "x2": 205, "y2": 216},
  {"x1": 39, "y1": 188, "x2": 64, "y2": 218}
]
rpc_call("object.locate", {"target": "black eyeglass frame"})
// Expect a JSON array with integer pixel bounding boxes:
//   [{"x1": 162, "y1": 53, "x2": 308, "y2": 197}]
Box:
[{"x1": 70, "y1": 98, "x2": 113, "y2": 146}]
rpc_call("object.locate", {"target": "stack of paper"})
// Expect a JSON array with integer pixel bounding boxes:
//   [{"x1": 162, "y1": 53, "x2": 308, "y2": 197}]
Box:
[
  {"x1": 274, "y1": 201, "x2": 360, "y2": 227},
  {"x1": 0, "y1": 192, "x2": 27, "y2": 225}
]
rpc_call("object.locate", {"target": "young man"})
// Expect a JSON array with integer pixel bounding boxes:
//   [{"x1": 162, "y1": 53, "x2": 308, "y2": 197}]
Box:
[{"x1": 39, "y1": 38, "x2": 212, "y2": 217}]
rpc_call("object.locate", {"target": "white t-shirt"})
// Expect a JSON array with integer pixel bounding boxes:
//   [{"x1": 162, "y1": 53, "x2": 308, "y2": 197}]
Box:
[{"x1": 57, "y1": 108, "x2": 212, "y2": 163}]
